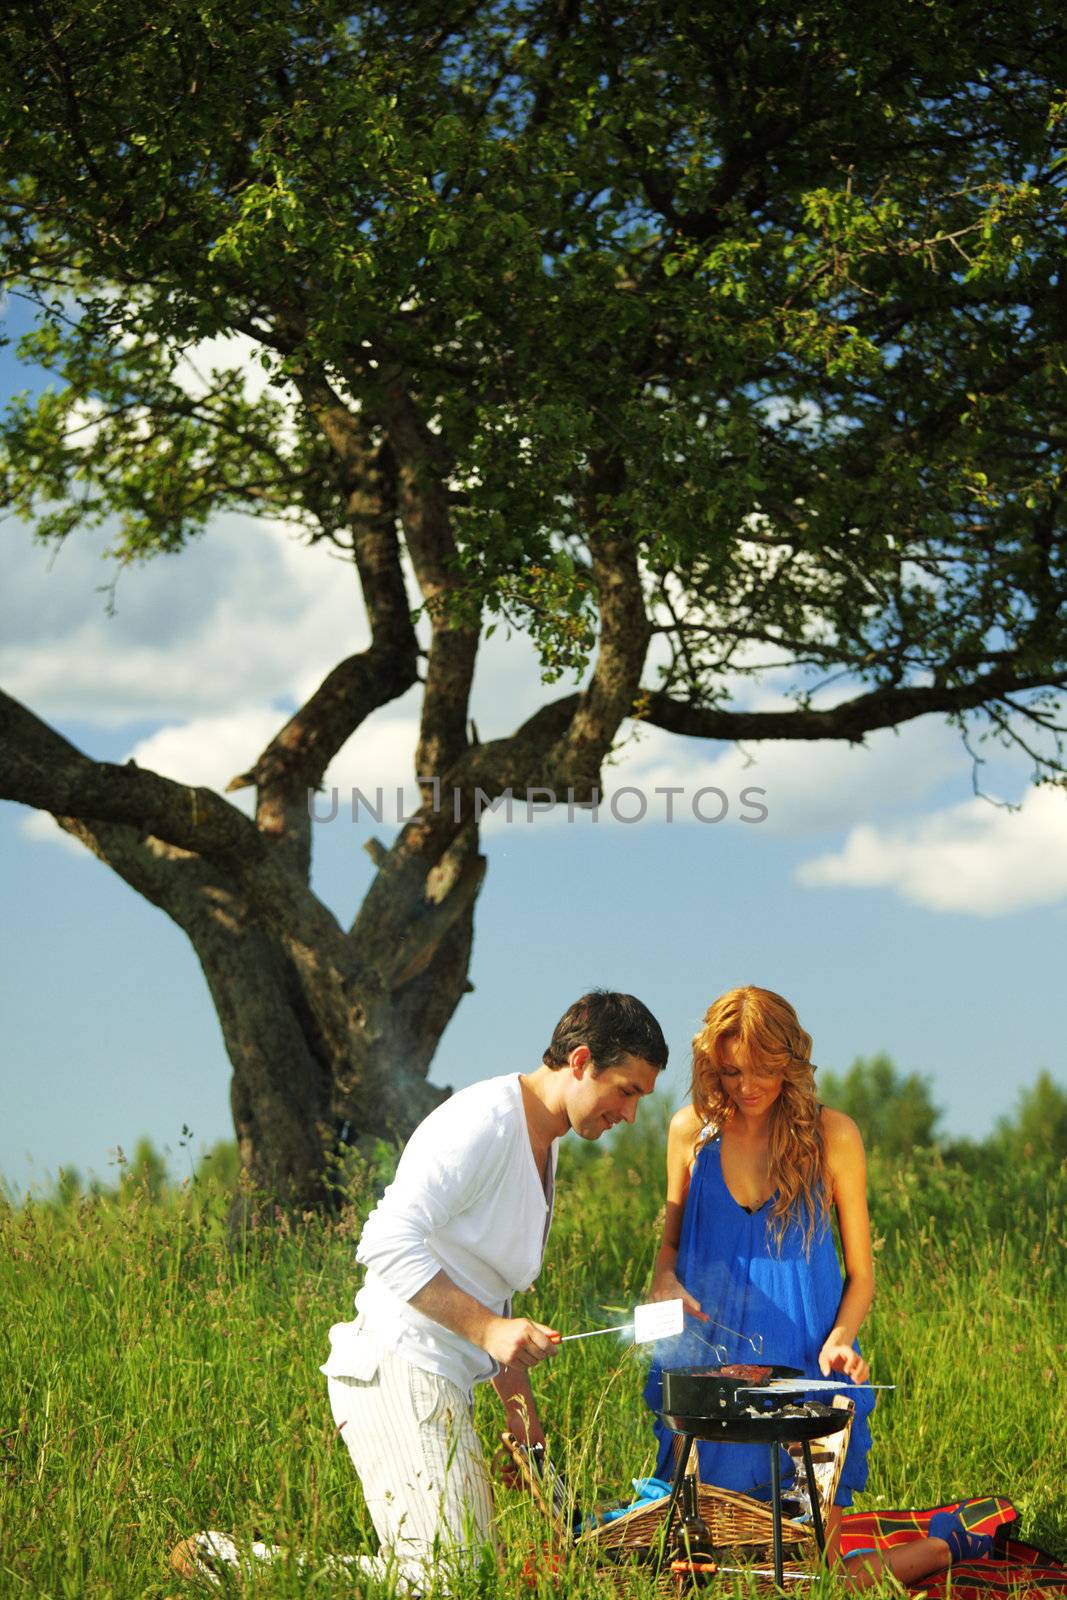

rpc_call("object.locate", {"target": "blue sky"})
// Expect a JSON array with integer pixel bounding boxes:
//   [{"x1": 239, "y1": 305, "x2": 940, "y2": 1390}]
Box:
[{"x1": 2, "y1": 300, "x2": 1066, "y2": 1194}]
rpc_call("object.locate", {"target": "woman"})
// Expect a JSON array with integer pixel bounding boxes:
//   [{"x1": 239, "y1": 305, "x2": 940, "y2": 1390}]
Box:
[{"x1": 646, "y1": 986, "x2": 991, "y2": 1584}]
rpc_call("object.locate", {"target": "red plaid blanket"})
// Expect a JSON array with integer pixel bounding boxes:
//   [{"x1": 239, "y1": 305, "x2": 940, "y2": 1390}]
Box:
[{"x1": 839, "y1": 1499, "x2": 1066, "y2": 1598}]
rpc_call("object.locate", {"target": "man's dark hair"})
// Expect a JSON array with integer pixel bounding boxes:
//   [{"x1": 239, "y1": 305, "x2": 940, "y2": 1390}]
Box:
[{"x1": 543, "y1": 990, "x2": 668, "y2": 1072}]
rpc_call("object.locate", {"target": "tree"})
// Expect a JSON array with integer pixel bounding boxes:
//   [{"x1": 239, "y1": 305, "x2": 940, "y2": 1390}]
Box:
[
  {"x1": 818, "y1": 1053, "x2": 941, "y2": 1156},
  {"x1": 994, "y1": 1070, "x2": 1067, "y2": 1163},
  {"x1": 121, "y1": 1135, "x2": 170, "y2": 1199},
  {"x1": 2, "y1": 0, "x2": 1066, "y2": 1207},
  {"x1": 194, "y1": 1140, "x2": 242, "y2": 1194}
]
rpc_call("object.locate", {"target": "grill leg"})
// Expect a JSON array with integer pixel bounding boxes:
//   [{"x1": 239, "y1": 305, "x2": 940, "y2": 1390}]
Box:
[
  {"x1": 661, "y1": 1435, "x2": 693, "y2": 1557},
  {"x1": 770, "y1": 1442, "x2": 784, "y2": 1586},
  {"x1": 801, "y1": 1438, "x2": 826, "y2": 1558}
]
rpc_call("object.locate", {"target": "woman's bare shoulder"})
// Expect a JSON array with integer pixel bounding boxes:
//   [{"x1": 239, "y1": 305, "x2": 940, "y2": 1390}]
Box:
[
  {"x1": 819, "y1": 1105, "x2": 866, "y2": 1163},
  {"x1": 669, "y1": 1102, "x2": 705, "y2": 1142}
]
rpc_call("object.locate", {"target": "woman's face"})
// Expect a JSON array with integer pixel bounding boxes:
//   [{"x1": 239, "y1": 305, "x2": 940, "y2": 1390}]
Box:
[{"x1": 717, "y1": 1035, "x2": 784, "y2": 1119}]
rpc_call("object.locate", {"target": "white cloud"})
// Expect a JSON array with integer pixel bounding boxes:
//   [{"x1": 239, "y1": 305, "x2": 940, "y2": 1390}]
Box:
[
  {"x1": 597, "y1": 713, "x2": 963, "y2": 833},
  {"x1": 2, "y1": 514, "x2": 375, "y2": 725},
  {"x1": 171, "y1": 331, "x2": 280, "y2": 405},
  {"x1": 318, "y1": 704, "x2": 423, "y2": 805},
  {"x1": 126, "y1": 708, "x2": 287, "y2": 807},
  {"x1": 19, "y1": 811, "x2": 88, "y2": 857},
  {"x1": 796, "y1": 783, "x2": 1067, "y2": 914}
]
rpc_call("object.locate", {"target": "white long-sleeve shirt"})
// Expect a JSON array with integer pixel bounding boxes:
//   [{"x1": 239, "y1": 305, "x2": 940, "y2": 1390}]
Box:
[{"x1": 321, "y1": 1074, "x2": 558, "y2": 1396}]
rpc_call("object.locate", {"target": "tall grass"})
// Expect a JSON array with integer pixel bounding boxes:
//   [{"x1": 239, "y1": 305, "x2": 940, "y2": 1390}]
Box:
[{"x1": 2, "y1": 1120, "x2": 1063, "y2": 1598}]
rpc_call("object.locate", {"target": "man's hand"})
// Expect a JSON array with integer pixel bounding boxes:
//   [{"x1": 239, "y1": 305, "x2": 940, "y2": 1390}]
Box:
[
  {"x1": 493, "y1": 1437, "x2": 526, "y2": 1489},
  {"x1": 817, "y1": 1337, "x2": 870, "y2": 1384},
  {"x1": 410, "y1": 1271, "x2": 560, "y2": 1365},
  {"x1": 485, "y1": 1315, "x2": 559, "y2": 1369},
  {"x1": 650, "y1": 1264, "x2": 708, "y2": 1321},
  {"x1": 506, "y1": 1409, "x2": 548, "y2": 1451},
  {"x1": 493, "y1": 1361, "x2": 548, "y2": 1487},
  {"x1": 494, "y1": 1420, "x2": 548, "y2": 1487}
]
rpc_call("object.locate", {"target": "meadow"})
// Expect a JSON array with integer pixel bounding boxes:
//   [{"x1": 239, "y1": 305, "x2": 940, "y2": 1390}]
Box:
[{"x1": 2, "y1": 1112, "x2": 1063, "y2": 1599}]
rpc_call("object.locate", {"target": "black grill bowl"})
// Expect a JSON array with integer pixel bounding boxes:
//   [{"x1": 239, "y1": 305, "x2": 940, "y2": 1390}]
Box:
[{"x1": 660, "y1": 1364, "x2": 803, "y2": 1419}]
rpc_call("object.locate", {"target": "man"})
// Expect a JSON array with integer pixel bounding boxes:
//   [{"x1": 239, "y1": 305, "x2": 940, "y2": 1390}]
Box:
[{"x1": 320, "y1": 990, "x2": 668, "y2": 1589}]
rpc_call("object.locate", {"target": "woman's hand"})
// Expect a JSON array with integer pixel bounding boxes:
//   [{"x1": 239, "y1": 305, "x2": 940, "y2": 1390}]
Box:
[
  {"x1": 650, "y1": 1264, "x2": 708, "y2": 1321},
  {"x1": 650, "y1": 1108, "x2": 706, "y2": 1324},
  {"x1": 817, "y1": 1337, "x2": 870, "y2": 1385}
]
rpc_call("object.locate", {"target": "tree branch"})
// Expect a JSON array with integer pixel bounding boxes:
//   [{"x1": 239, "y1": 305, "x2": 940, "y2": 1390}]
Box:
[
  {"x1": 0, "y1": 687, "x2": 344, "y2": 955},
  {"x1": 548, "y1": 453, "x2": 652, "y2": 784},
  {"x1": 641, "y1": 670, "x2": 1067, "y2": 745},
  {"x1": 379, "y1": 384, "x2": 478, "y2": 781},
  {"x1": 228, "y1": 372, "x2": 421, "y2": 878}
]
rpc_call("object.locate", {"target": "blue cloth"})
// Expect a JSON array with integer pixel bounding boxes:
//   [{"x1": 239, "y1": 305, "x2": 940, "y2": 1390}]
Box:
[
  {"x1": 643, "y1": 1133, "x2": 874, "y2": 1507},
  {"x1": 594, "y1": 1477, "x2": 674, "y2": 1526}
]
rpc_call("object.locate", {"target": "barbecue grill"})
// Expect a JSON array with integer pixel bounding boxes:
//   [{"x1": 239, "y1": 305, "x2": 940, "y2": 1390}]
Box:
[{"x1": 657, "y1": 1364, "x2": 853, "y2": 1585}]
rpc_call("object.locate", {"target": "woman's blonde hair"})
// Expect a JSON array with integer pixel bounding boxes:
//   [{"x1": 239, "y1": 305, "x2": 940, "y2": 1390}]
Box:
[{"x1": 692, "y1": 986, "x2": 830, "y2": 1251}]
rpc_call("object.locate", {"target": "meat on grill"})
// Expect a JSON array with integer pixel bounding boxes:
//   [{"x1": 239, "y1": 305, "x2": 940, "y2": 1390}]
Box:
[{"x1": 709, "y1": 1363, "x2": 773, "y2": 1384}]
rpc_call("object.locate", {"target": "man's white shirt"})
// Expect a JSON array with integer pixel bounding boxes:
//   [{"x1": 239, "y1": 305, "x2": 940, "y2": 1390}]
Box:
[{"x1": 321, "y1": 1073, "x2": 559, "y2": 1396}]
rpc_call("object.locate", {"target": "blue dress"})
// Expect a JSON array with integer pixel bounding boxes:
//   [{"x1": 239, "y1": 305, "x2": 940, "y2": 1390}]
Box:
[{"x1": 643, "y1": 1132, "x2": 874, "y2": 1506}]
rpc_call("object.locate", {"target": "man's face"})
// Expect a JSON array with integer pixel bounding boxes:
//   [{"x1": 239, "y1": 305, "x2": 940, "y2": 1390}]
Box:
[{"x1": 566, "y1": 1051, "x2": 660, "y2": 1140}]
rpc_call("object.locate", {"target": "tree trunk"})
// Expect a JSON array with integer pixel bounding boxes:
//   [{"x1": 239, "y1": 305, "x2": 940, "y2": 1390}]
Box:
[{"x1": 166, "y1": 844, "x2": 482, "y2": 1210}]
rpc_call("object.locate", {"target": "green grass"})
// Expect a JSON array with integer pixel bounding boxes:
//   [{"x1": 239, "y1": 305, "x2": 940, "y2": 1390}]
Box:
[{"x1": 2, "y1": 1125, "x2": 1063, "y2": 1598}]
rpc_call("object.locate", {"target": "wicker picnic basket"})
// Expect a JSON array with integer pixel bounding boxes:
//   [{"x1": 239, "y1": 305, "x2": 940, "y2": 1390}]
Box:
[
  {"x1": 501, "y1": 1396, "x2": 855, "y2": 1591},
  {"x1": 582, "y1": 1479, "x2": 808, "y2": 1556}
]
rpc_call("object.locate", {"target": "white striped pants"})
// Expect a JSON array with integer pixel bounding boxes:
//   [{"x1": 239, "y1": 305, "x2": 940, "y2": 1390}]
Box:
[{"x1": 326, "y1": 1343, "x2": 496, "y2": 1591}]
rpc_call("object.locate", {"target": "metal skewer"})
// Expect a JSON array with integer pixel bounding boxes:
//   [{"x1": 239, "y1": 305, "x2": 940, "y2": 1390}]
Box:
[
  {"x1": 552, "y1": 1297, "x2": 686, "y2": 1347},
  {"x1": 678, "y1": 1565, "x2": 817, "y2": 1582},
  {"x1": 739, "y1": 1380, "x2": 896, "y2": 1393},
  {"x1": 700, "y1": 1317, "x2": 765, "y2": 1356},
  {"x1": 696, "y1": 1566, "x2": 817, "y2": 1582},
  {"x1": 554, "y1": 1324, "x2": 633, "y2": 1344}
]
